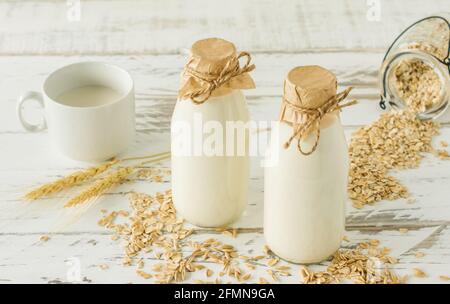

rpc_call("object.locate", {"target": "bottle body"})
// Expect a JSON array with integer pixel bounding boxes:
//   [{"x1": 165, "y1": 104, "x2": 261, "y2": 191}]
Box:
[
  {"x1": 264, "y1": 115, "x2": 348, "y2": 264},
  {"x1": 171, "y1": 90, "x2": 249, "y2": 227}
]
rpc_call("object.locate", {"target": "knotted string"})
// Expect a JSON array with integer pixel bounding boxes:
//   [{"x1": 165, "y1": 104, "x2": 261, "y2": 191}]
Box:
[
  {"x1": 283, "y1": 85, "x2": 357, "y2": 156},
  {"x1": 183, "y1": 52, "x2": 255, "y2": 104}
]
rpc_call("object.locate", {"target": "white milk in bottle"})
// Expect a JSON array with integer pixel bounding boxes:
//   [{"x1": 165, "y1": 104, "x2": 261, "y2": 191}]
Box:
[
  {"x1": 264, "y1": 66, "x2": 356, "y2": 263},
  {"x1": 171, "y1": 38, "x2": 256, "y2": 227}
]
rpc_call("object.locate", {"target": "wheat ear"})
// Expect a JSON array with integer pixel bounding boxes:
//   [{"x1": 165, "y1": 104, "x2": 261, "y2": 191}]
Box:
[
  {"x1": 64, "y1": 167, "x2": 134, "y2": 208},
  {"x1": 25, "y1": 159, "x2": 119, "y2": 201},
  {"x1": 63, "y1": 153, "x2": 171, "y2": 208}
]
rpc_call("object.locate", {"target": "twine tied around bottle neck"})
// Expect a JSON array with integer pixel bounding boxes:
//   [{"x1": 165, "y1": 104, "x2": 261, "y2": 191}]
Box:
[
  {"x1": 283, "y1": 86, "x2": 357, "y2": 156},
  {"x1": 183, "y1": 51, "x2": 256, "y2": 104}
]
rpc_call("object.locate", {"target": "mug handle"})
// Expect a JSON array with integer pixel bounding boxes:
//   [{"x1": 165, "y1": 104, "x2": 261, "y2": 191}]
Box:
[{"x1": 17, "y1": 91, "x2": 47, "y2": 132}]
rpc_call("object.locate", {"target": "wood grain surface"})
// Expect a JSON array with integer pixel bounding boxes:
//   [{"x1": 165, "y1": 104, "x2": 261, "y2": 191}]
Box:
[{"x1": 0, "y1": 0, "x2": 449, "y2": 284}]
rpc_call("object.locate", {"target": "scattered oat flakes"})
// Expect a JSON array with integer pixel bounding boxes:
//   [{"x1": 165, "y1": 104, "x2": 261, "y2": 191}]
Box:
[
  {"x1": 267, "y1": 269, "x2": 279, "y2": 282},
  {"x1": 122, "y1": 256, "x2": 132, "y2": 266},
  {"x1": 137, "y1": 167, "x2": 170, "y2": 182},
  {"x1": 98, "y1": 264, "x2": 109, "y2": 270},
  {"x1": 98, "y1": 211, "x2": 118, "y2": 228},
  {"x1": 370, "y1": 239, "x2": 380, "y2": 247},
  {"x1": 414, "y1": 251, "x2": 425, "y2": 258},
  {"x1": 300, "y1": 240, "x2": 404, "y2": 284},
  {"x1": 241, "y1": 273, "x2": 251, "y2": 281},
  {"x1": 117, "y1": 210, "x2": 129, "y2": 217},
  {"x1": 406, "y1": 197, "x2": 416, "y2": 204},
  {"x1": 98, "y1": 187, "x2": 247, "y2": 284},
  {"x1": 263, "y1": 245, "x2": 270, "y2": 255},
  {"x1": 267, "y1": 258, "x2": 279, "y2": 267},
  {"x1": 136, "y1": 270, "x2": 152, "y2": 279},
  {"x1": 275, "y1": 265, "x2": 290, "y2": 271},
  {"x1": 413, "y1": 268, "x2": 427, "y2": 278},
  {"x1": 221, "y1": 230, "x2": 232, "y2": 237},
  {"x1": 439, "y1": 275, "x2": 450, "y2": 281},
  {"x1": 433, "y1": 148, "x2": 450, "y2": 160},
  {"x1": 97, "y1": 167, "x2": 410, "y2": 285},
  {"x1": 399, "y1": 228, "x2": 409, "y2": 234},
  {"x1": 299, "y1": 266, "x2": 309, "y2": 282},
  {"x1": 137, "y1": 258, "x2": 144, "y2": 269},
  {"x1": 440, "y1": 140, "x2": 448, "y2": 147},
  {"x1": 245, "y1": 262, "x2": 256, "y2": 270},
  {"x1": 39, "y1": 235, "x2": 50, "y2": 242}
]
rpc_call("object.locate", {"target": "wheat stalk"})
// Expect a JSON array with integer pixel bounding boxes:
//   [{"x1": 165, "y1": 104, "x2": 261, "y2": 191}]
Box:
[
  {"x1": 64, "y1": 153, "x2": 171, "y2": 208},
  {"x1": 64, "y1": 166, "x2": 134, "y2": 208},
  {"x1": 24, "y1": 151, "x2": 171, "y2": 202},
  {"x1": 25, "y1": 159, "x2": 119, "y2": 201}
]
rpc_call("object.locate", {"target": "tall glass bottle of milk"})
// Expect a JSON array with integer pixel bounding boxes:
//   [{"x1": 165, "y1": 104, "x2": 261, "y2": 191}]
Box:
[
  {"x1": 264, "y1": 66, "x2": 356, "y2": 263},
  {"x1": 171, "y1": 38, "x2": 256, "y2": 227}
]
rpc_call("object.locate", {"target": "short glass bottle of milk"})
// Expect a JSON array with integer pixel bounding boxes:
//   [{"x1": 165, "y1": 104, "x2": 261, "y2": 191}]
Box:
[
  {"x1": 264, "y1": 66, "x2": 355, "y2": 264},
  {"x1": 171, "y1": 38, "x2": 256, "y2": 227}
]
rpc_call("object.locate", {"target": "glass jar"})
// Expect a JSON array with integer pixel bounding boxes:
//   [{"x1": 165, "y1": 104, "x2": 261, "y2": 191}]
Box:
[{"x1": 379, "y1": 15, "x2": 450, "y2": 119}]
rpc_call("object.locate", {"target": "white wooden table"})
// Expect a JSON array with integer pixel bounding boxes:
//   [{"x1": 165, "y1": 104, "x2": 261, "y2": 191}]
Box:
[{"x1": 1, "y1": 0, "x2": 450, "y2": 284}]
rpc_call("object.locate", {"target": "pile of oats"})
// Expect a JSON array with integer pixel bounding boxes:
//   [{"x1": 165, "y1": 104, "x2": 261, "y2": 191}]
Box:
[
  {"x1": 348, "y1": 110, "x2": 440, "y2": 208},
  {"x1": 99, "y1": 190, "x2": 408, "y2": 284},
  {"x1": 98, "y1": 188, "x2": 264, "y2": 284},
  {"x1": 95, "y1": 157, "x2": 437, "y2": 284},
  {"x1": 96, "y1": 187, "x2": 315, "y2": 284},
  {"x1": 300, "y1": 240, "x2": 406, "y2": 284}
]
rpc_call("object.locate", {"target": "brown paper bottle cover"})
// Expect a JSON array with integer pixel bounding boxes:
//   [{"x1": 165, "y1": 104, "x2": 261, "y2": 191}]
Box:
[
  {"x1": 279, "y1": 66, "x2": 357, "y2": 155},
  {"x1": 178, "y1": 38, "x2": 256, "y2": 104}
]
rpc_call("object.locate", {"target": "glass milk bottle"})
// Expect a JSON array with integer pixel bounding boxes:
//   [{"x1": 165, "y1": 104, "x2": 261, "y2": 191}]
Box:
[
  {"x1": 171, "y1": 38, "x2": 255, "y2": 227},
  {"x1": 264, "y1": 66, "x2": 355, "y2": 264}
]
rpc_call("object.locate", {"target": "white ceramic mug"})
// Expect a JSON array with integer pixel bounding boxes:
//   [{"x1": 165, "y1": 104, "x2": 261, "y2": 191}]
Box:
[{"x1": 17, "y1": 62, "x2": 135, "y2": 162}]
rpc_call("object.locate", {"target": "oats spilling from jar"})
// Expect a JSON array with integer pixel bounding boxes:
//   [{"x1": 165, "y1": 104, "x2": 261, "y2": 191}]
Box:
[
  {"x1": 393, "y1": 43, "x2": 444, "y2": 114},
  {"x1": 348, "y1": 110, "x2": 440, "y2": 208},
  {"x1": 393, "y1": 59, "x2": 442, "y2": 113}
]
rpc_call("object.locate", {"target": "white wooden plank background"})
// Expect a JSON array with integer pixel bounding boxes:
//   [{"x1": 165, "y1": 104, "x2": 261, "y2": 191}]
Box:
[
  {"x1": 0, "y1": 0, "x2": 449, "y2": 55},
  {"x1": 0, "y1": 0, "x2": 450, "y2": 284}
]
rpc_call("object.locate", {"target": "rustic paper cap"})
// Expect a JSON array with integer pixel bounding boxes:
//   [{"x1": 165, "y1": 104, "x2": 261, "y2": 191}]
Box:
[
  {"x1": 280, "y1": 66, "x2": 337, "y2": 124},
  {"x1": 189, "y1": 38, "x2": 237, "y2": 74},
  {"x1": 279, "y1": 65, "x2": 356, "y2": 156},
  {"x1": 285, "y1": 66, "x2": 337, "y2": 108},
  {"x1": 178, "y1": 38, "x2": 256, "y2": 103}
]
